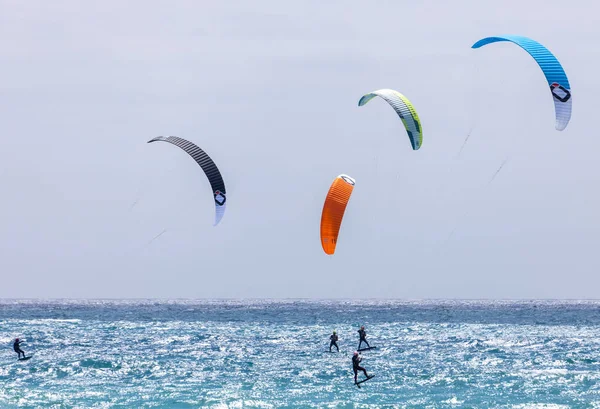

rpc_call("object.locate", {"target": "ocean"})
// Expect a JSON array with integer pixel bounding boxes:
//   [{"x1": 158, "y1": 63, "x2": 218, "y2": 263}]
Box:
[{"x1": 1, "y1": 300, "x2": 599, "y2": 408}]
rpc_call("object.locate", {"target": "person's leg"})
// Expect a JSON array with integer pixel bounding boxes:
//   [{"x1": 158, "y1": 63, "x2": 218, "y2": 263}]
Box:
[
  {"x1": 334, "y1": 342, "x2": 339, "y2": 352},
  {"x1": 359, "y1": 366, "x2": 368, "y2": 377},
  {"x1": 353, "y1": 368, "x2": 358, "y2": 383}
]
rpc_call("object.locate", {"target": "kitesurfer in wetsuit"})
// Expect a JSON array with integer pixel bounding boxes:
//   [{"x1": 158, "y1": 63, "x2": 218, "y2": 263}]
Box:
[
  {"x1": 357, "y1": 326, "x2": 370, "y2": 350},
  {"x1": 352, "y1": 351, "x2": 368, "y2": 383},
  {"x1": 13, "y1": 338, "x2": 25, "y2": 359},
  {"x1": 329, "y1": 331, "x2": 339, "y2": 352}
]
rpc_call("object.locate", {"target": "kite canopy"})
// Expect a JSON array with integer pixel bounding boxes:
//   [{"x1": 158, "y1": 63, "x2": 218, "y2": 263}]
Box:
[
  {"x1": 148, "y1": 136, "x2": 227, "y2": 226},
  {"x1": 472, "y1": 35, "x2": 572, "y2": 131},
  {"x1": 320, "y1": 174, "x2": 355, "y2": 255},
  {"x1": 359, "y1": 89, "x2": 423, "y2": 150}
]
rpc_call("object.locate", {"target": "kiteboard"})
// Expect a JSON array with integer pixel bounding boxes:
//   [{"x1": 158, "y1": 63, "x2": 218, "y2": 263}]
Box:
[
  {"x1": 357, "y1": 346, "x2": 377, "y2": 352},
  {"x1": 18, "y1": 356, "x2": 32, "y2": 361},
  {"x1": 355, "y1": 374, "x2": 375, "y2": 388}
]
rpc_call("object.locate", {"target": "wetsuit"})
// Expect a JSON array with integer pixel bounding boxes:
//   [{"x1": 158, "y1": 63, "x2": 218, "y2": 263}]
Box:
[
  {"x1": 358, "y1": 328, "x2": 370, "y2": 350},
  {"x1": 352, "y1": 354, "x2": 368, "y2": 382},
  {"x1": 329, "y1": 333, "x2": 339, "y2": 352},
  {"x1": 13, "y1": 339, "x2": 25, "y2": 359}
]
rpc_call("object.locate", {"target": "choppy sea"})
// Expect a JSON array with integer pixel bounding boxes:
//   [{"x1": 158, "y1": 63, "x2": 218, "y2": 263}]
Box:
[{"x1": 1, "y1": 300, "x2": 600, "y2": 408}]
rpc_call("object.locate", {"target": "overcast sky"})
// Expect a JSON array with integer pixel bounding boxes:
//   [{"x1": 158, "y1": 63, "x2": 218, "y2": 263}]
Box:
[{"x1": 1, "y1": 0, "x2": 598, "y2": 299}]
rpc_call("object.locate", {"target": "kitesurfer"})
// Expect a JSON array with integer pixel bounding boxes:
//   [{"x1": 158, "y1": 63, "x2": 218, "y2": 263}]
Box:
[
  {"x1": 357, "y1": 326, "x2": 370, "y2": 350},
  {"x1": 329, "y1": 331, "x2": 339, "y2": 352},
  {"x1": 352, "y1": 351, "x2": 368, "y2": 383},
  {"x1": 13, "y1": 338, "x2": 25, "y2": 359}
]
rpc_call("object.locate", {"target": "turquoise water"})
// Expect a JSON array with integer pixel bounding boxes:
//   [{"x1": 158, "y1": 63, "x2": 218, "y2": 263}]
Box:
[{"x1": 2, "y1": 300, "x2": 600, "y2": 408}]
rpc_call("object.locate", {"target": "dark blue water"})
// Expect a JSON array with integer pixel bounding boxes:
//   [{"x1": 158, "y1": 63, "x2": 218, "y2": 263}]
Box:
[{"x1": 2, "y1": 300, "x2": 599, "y2": 408}]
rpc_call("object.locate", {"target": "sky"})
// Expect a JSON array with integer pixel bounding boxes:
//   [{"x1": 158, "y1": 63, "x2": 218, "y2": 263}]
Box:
[{"x1": 1, "y1": 0, "x2": 598, "y2": 299}]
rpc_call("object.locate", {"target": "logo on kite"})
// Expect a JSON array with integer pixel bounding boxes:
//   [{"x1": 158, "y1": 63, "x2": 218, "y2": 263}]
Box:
[
  {"x1": 550, "y1": 82, "x2": 571, "y2": 103},
  {"x1": 214, "y1": 190, "x2": 226, "y2": 206},
  {"x1": 340, "y1": 175, "x2": 356, "y2": 186}
]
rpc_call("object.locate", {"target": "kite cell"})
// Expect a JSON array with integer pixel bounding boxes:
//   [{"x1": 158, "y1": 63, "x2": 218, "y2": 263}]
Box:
[
  {"x1": 148, "y1": 136, "x2": 227, "y2": 226},
  {"x1": 358, "y1": 89, "x2": 423, "y2": 150},
  {"x1": 472, "y1": 35, "x2": 572, "y2": 131},
  {"x1": 320, "y1": 174, "x2": 356, "y2": 255}
]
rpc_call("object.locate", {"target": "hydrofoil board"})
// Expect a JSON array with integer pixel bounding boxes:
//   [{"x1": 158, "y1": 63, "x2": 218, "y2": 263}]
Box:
[{"x1": 355, "y1": 374, "x2": 375, "y2": 388}]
